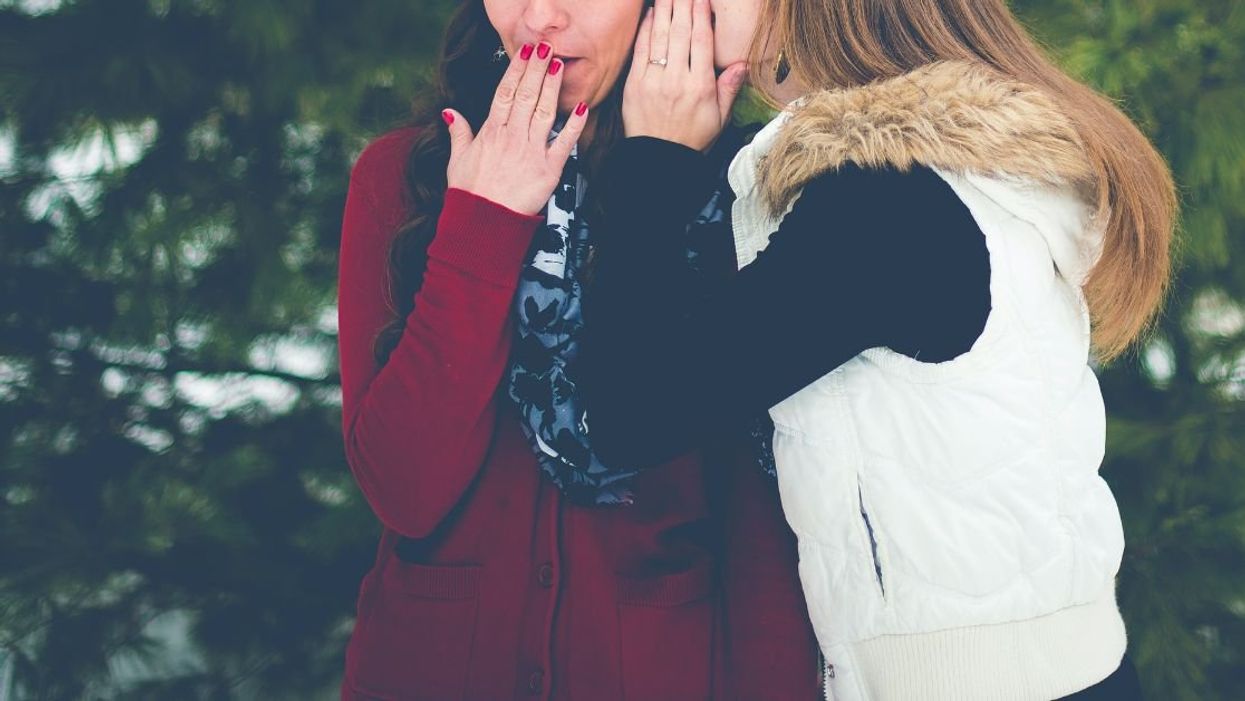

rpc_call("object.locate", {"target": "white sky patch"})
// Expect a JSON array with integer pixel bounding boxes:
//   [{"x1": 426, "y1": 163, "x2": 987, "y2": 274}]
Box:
[
  {"x1": 1224, "y1": 358, "x2": 1245, "y2": 401},
  {"x1": 3, "y1": 0, "x2": 63, "y2": 14},
  {"x1": 124, "y1": 423, "x2": 174, "y2": 453},
  {"x1": 101, "y1": 367, "x2": 127, "y2": 397},
  {"x1": 0, "y1": 358, "x2": 31, "y2": 401},
  {"x1": 174, "y1": 371, "x2": 299, "y2": 417},
  {"x1": 1142, "y1": 338, "x2": 1175, "y2": 388},
  {"x1": 317, "y1": 305, "x2": 338, "y2": 335},
  {"x1": 105, "y1": 608, "x2": 207, "y2": 694},
  {"x1": 248, "y1": 334, "x2": 333, "y2": 380},
  {"x1": 47, "y1": 120, "x2": 157, "y2": 179},
  {"x1": 1190, "y1": 289, "x2": 1245, "y2": 338},
  {"x1": 0, "y1": 126, "x2": 15, "y2": 177},
  {"x1": 26, "y1": 120, "x2": 158, "y2": 219},
  {"x1": 174, "y1": 321, "x2": 209, "y2": 351}
]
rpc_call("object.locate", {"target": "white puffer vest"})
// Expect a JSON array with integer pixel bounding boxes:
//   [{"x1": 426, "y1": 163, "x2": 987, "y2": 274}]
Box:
[{"x1": 728, "y1": 63, "x2": 1127, "y2": 701}]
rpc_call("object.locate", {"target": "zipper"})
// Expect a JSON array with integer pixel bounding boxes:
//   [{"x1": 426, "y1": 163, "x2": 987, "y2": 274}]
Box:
[{"x1": 819, "y1": 647, "x2": 838, "y2": 701}]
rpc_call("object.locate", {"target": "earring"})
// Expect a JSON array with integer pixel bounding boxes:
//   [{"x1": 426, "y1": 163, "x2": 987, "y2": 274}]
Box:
[
  {"x1": 774, "y1": 49, "x2": 791, "y2": 85},
  {"x1": 492, "y1": 45, "x2": 508, "y2": 63}
]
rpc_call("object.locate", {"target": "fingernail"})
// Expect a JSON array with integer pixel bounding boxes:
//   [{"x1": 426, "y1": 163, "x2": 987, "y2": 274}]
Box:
[
  {"x1": 548, "y1": 59, "x2": 562, "y2": 76},
  {"x1": 519, "y1": 43, "x2": 534, "y2": 60},
  {"x1": 575, "y1": 101, "x2": 588, "y2": 117},
  {"x1": 441, "y1": 110, "x2": 454, "y2": 126},
  {"x1": 537, "y1": 42, "x2": 552, "y2": 60}
]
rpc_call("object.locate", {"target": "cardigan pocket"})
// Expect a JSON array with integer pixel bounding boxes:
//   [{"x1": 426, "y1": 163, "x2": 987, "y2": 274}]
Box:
[
  {"x1": 346, "y1": 561, "x2": 481, "y2": 701},
  {"x1": 617, "y1": 559, "x2": 718, "y2": 700}
]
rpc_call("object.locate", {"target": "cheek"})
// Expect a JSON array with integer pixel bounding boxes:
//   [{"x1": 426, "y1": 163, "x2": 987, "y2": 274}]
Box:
[
  {"x1": 724, "y1": 29, "x2": 756, "y2": 67},
  {"x1": 581, "y1": 9, "x2": 644, "y2": 85}
]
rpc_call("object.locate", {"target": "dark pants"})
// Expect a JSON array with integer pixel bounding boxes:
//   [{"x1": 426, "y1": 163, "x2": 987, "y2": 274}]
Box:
[{"x1": 1058, "y1": 656, "x2": 1144, "y2": 700}]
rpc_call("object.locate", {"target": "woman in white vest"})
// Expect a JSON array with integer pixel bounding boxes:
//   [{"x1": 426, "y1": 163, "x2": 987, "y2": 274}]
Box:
[{"x1": 576, "y1": 0, "x2": 1178, "y2": 698}]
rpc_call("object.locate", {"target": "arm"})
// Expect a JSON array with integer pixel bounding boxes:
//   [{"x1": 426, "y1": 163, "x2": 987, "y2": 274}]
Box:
[
  {"x1": 581, "y1": 151, "x2": 991, "y2": 469},
  {"x1": 337, "y1": 132, "x2": 543, "y2": 539},
  {"x1": 339, "y1": 39, "x2": 589, "y2": 538}
]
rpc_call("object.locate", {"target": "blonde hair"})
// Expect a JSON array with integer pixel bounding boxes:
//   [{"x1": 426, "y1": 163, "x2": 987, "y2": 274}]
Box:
[{"x1": 749, "y1": 0, "x2": 1177, "y2": 362}]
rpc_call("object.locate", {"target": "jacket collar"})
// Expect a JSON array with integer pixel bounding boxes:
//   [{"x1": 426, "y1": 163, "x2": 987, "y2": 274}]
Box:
[{"x1": 756, "y1": 61, "x2": 1097, "y2": 218}]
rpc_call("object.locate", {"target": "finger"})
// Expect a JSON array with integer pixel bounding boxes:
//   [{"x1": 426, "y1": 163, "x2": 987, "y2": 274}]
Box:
[
  {"x1": 442, "y1": 109, "x2": 475, "y2": 159},
  {"x1": 650, "y1": 0, "x2": 672, "y2": 65},
  {"x1": 531, "y1": 58, "x2": 565, "y2": 139},
  {"x1": 690, "y1": 0, "x2": 715, "y2": 78},
  {"x1": 513, "y1": 40, "x2": 555, "y2": 131},
  {"x1": 668, "y1": 0, "x2": 693, "y2": 72},
  {"x1": 716, "y1": 63, "x2": 748, "y2": 123},
  {"x1": 549, "y1": 101, "x2": 589, "y2": 165},
  {"x1": 629, "y1": 7, "x2": 654, "y2": 80},
  {"x1": 488, "y1": 43, "x2": 533, "y2": 126}
]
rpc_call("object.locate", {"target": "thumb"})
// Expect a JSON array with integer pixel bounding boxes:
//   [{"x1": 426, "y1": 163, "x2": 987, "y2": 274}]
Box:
[
  {"x1": 716, "y1": 63, "x2": 748, "y2": 121},
  {"x1": 441, "y1": 109, "x2": 474, "y2": 157}
]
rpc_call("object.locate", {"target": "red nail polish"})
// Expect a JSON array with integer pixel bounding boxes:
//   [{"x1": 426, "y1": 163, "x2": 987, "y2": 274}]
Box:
[
  {"x1": 537, "y1": 42, "x2": 551, "y2": 59},
  {"x1": 519, "y1": 43, "x2": 534, "y2": 60},
  {"x1": 548, "y1": 59, "x2": 562, "y2": 76},
  {"x1": 575, "y1": 101, "x2": 588, "y2": 116},
  {"x1": 441, "y1": 110, "x2": 454, "y2": 126}
]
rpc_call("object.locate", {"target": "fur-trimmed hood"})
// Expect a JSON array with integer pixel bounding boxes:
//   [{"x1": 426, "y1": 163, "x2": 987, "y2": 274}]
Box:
[{"x1": 757, "y1": 61, "x2": 1098, "y2": 218}]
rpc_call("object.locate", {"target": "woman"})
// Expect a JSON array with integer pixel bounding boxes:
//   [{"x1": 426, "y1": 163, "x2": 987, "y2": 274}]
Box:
[
  {"x1": 335, "y1": 1, "x2": 818, "y2": 698},
  {"x1": 580, "y1": 0, "x2": 1175, "y2": 699}
]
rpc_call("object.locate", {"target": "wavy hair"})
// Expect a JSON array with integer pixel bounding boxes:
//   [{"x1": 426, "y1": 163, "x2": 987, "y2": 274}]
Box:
[
  {"x1": 749, "y1": 0, "x2": 1177, "y2": 361},
  {"x1": 372, "y1": 1, "x2": 626, "y2": 366}
]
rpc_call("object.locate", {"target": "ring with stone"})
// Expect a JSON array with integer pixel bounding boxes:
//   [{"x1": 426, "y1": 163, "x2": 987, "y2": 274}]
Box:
[{"x1": 649, "y1": 57, "x2": 668, "y2": 67}]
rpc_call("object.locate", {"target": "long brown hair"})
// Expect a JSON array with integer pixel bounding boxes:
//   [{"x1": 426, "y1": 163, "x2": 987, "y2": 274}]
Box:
[
  {"x1": 749, "y1": 0, "x2": 1177, "y2": 361},
  {"x1": 372, "y1": 2, "x2": 626, "y2": 367}
]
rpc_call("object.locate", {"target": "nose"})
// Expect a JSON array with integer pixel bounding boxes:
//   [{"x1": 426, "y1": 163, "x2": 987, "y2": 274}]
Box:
[{"x1": 521, "y1": 0, "x2": 570, "y2": 36}]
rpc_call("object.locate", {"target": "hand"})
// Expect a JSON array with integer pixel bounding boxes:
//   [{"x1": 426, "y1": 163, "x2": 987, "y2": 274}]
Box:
[
  {"x1": 443, "y1": 42, "x2": 589, "y2": 216},
  {"x1": 623, "y1": 0, "x2": 747, "y2": 152}
]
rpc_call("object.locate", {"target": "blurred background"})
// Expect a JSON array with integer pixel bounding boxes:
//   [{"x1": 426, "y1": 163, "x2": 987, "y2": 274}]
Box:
[{"x1": 0, "y1": 0, "x2": 1242, "y2": 699}]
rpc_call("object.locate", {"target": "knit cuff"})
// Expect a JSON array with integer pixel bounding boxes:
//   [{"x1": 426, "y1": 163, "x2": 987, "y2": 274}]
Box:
[{"x1": 427, "y1": 188, "x2": 544, "y2": 287}]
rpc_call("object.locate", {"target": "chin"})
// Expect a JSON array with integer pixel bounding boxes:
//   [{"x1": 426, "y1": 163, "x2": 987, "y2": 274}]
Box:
[{"x1": 558, "y1": 85, "x2": 596, "y2": 113}]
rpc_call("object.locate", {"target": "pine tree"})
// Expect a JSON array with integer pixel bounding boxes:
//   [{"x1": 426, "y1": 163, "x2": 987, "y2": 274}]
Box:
[
  {"x1": 1010, "y1": 2, "x2": 1245, "y2": 699},
  {"x1": 1, "y1": 1, "x2": 454, "y2": 698},
  {"x1": 1, "y1": 0, "x2": 1242, "y2": 699}
]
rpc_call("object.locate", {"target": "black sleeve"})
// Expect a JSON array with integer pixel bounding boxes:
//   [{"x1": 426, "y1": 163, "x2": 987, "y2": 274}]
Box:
[{"x1": 580, "y1": 138, "x2": 991, "y2": 470}]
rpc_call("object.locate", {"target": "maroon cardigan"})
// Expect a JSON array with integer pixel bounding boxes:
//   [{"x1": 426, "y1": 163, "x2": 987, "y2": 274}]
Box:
[{"x1": 336, "y1": 127, "x2": 818, "y2": 701}]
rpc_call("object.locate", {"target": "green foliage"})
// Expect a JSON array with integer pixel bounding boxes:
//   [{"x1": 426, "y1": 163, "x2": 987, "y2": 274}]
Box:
[
  {"x1": 1, "y1": 1, "x2": 1242, "y2": 699},
  {"x1": 1008, "y1": 2, "x2": 1245, "y2": 699},
  {"x1": 1, "y1": 1, "x2": 454, "y2": 698}
]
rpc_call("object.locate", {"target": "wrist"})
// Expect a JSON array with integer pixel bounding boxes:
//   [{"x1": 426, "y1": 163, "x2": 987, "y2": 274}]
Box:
[
  {"x1": 623, "y1": 128, "x2": 710, "y2": 152},
  {"x1": 429, "y1": 189, "x2": 545, "y2": 286},
  {"x1": 598, "y1": 137, "x2": 717, "y2": 222}
]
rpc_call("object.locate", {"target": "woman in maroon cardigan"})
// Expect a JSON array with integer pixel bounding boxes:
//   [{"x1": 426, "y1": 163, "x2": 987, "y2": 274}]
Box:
[{"x1": 336, "y1": 2, "x2": 816, "y2": 698}]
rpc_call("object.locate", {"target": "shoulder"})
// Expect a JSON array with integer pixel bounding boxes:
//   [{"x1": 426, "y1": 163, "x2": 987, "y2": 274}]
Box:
[
  {"x1": 785, "y1": 163, "x2": 989, "y2": 296},
  {"x1": 346, "y1": 126, "x2": 423, "y2": 225},
  {"x1": 352, "y1": 126, "x2": 422, "y2": 178},
  {"x1": 787, "y1": 163, "x2": 978, "y2": 254},
  {"x1": 783, "y1": 164, "x2": 991, "y2": 357},
  {"x1": 797, "y1": 162, "x2": 958, "y2": 212}
]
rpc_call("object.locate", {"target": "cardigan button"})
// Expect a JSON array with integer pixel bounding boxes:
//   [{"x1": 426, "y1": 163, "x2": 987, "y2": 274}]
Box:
[
  {"x1": 527, "y1": 668, "x2": 544, "y2": 694},
  {"x1": 537, "y1": 563, "x2": 555, "y2": 588}
]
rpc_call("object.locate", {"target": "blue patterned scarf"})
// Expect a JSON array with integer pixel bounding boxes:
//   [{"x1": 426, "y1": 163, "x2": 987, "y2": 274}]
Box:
[{"x1": 508, "y1": 128, "x2": 774, "y2": 506}]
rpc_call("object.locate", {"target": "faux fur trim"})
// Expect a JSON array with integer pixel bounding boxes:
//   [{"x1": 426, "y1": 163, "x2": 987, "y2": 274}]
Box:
[{"x1": 759, "y1": 61, "x2": 1097, "y2": 217}]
